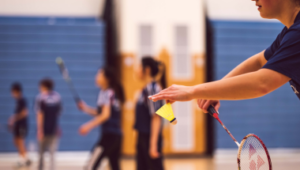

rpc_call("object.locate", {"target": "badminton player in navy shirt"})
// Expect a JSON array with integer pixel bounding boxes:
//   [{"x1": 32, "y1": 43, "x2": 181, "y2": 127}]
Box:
[
  {"x1": 8, "y1": 83, "x2": 31, "y2": 168},
  {"x1": 77, "y1": 66, "x2": 125, "y2": 170},
  {"x1": 134, "y1": 57, "x2": 166, "y2": 170},
  {"x1": 149, "y1": 0, "x2": 300, "y2": 112}
]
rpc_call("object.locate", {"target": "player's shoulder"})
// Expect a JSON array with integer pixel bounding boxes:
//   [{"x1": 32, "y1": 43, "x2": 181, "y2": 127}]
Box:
[
  {"x1": 51, "y1": 91, "x2": 62, "y2": 101},
  {"x1": 102, "y1": 88, "x2": 114, "y2": 98},
  {"x1": 19, "y1": 97, "x2": 27, "y2": 105},
  {"x1": 35, "y1": 93, "x2": 42, "y2": 100},
  {"x1": 280, "y1": 27, "x2": 300, "y2": 45},
  {"x1": 51, "y1": 91, "x2": 61, "y2": 97}
]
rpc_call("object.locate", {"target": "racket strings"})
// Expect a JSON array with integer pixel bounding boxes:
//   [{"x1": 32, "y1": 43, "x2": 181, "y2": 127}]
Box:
[{"x1": 239, "y1": 136, "x2": 269, "y2": 170}]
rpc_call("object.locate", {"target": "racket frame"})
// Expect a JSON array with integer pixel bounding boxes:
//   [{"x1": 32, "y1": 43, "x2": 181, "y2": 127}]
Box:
[
  {"x1": 237, "y1": 134, "x2": 272, "y2": 170},
  {"x1": 207, "y1": 105, "x2": 272, "y2": 170},
  {"x1": 56, "y1": 57, "x2": 81, "y2": 103}
]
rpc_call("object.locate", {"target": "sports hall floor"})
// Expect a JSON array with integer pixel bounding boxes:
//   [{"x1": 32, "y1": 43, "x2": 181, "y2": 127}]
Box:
[{"x1": 0, "y1": 149, "x2": 299, "y2": 170}]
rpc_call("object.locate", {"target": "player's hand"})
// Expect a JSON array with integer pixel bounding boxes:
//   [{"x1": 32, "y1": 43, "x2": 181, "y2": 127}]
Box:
[
  {"x1": 37, "y1": 130, "x2": 44, "y2": 142},
  {"x1": 148, "y1": 84, "x2": 194, "y2": 103},
  {"x1": 77, "y1": 101, "x2": 87, "y2": 111},
  {"x1": 79, "y1": 124, "x2": 91, "y2": 136},
  {"x1": 8, "y1": 117, "x2": 15, "y2": 127},
  {"x1": 197, "y1": 99, "x2": 220, "y2": 113},
  {"x1": 149, "y1": 144, "x2": 160, "y2": 159}
]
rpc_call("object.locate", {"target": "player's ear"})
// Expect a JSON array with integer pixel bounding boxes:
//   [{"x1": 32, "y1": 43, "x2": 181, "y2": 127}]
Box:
[{"x1": 145, "y1": 66, "x2": 151, "y2": 76}]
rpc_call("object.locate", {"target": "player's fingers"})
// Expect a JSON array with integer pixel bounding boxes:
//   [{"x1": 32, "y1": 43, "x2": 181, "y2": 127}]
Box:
[
  {"x1": 203, "y1": 100, "x2": 212, "y2": 113},
  {"x1": 149, "y1": 87, "x2": 173, "y2": 100},
  {"x1": 199, "y1": 99, "x2": 206, "y2": 110},
  {"x1": 150, "y1": 93, "x2": 173, "y2": 102},
  {"x1": 196, "y1": 99, "x2": 201, "y2": 108}
]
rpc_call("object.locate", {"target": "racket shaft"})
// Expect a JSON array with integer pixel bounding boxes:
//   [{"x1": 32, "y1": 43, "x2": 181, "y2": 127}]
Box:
[
  {"x1": 67, "y1": 81, "x2": 80, "y2": 103},
  {"x1": 208, "y1": 106, "x2": 240, "y2": 147}
]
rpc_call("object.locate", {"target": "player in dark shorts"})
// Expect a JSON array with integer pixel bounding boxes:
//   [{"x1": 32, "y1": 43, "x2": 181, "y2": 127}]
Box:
[
  {"x1": 35, "y1": 78, "x2": 62, "y2": 170},
  {"x1": 134, "y1": 57, "x2": 166, "y2": 170},
  {"x1": 8, "y1": 83, "x2": 31, "y2": 168},
  {"x1": 77, "y1": 66, "x2": 125, "y2": 170},
  {"x1": 149, "y1": 0, "x2": 300, "y2": 113}
]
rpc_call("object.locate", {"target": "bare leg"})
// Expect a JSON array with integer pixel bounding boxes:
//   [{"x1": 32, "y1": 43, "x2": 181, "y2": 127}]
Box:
[{"x1": 15, "y1": 137, "x2": 27, "y2": 158}]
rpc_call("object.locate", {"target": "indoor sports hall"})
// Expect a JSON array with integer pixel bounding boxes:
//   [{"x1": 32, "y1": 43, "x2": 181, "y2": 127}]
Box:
[{"x1": 0, "y1": 0, "x2": 300, "y2": 170}]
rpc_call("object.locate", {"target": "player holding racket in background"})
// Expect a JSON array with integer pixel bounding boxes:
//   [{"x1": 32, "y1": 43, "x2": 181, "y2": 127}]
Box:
[
  {"x1": 134, "y1": 57, "x2": 166, "y2": 170},
  {"x1": 77, "y1": 66, "x2": 125, "y2": 170}
]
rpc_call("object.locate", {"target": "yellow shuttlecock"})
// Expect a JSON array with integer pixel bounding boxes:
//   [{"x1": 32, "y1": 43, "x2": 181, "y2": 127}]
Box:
[{"x1": 156, "y1": 103, "x2": 177, "y2": 125}]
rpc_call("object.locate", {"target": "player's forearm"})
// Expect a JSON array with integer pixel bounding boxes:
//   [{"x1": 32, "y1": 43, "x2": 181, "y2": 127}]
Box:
[
  {"x1": 86, "y1": 114, "x2": 109, "y2": 130},
  {"x1": 15, "y1": 109, "x2": 28, "y2": 121},
  {"x1": 83, "y1": 106, "x2": 98, "y2": 116},
  {"x1": 223, "y1": 51, "x2": 266, "y2": 79},
  {"x1": 150, "y1": 115, "x2": 161, "y2": 147},
  {"x1": 191, "y1": 69, "x2": 287, "y2": 100},
  {"x1": 86, "y1": 106, "x2": 110, "y2": 129}
]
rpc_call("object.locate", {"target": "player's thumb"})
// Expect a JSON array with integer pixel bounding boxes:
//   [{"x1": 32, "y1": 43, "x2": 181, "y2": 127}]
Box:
[{"x1": 215, "y1": 102, "x2": 221, "y2": 112}]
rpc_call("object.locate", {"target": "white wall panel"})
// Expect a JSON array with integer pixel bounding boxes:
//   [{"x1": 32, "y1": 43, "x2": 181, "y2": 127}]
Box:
[{"x1": 0, "y1": 0, "x2": 104, "y2": 17}]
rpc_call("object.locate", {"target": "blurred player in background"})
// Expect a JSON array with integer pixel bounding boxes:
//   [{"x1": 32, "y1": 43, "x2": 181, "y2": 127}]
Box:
[
  {"x1": 150, "y1": 0, "x2": 300, "y2": 113},
  {"x1": 8, "y1": 82, "x2": 31, "y2": 168},
  {"x1": 35, "y1": 78, "x2": 62, "y2": 170},
  {"x1": 134, "y1": 57, "x2": 166, "y2": 170},
  {"x1": 77, "y1": 66, "x2": 125, "y2": 170}
]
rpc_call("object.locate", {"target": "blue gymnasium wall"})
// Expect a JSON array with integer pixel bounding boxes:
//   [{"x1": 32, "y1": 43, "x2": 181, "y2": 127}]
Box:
[
  {"x1": 212, "y1": 20, "x2": 300, "y2": 148},
  {"x1": 0, "y1": 17, "x2": 105, "y2": 152}
]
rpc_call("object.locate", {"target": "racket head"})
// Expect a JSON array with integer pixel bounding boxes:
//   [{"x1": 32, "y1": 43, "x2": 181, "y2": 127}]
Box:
[
  {"x1": 56, "y1": 57, "x2": 70, "y2": 81},
  {"x1": 237, "y1": 134, "x2": 272, "y2": 170}
]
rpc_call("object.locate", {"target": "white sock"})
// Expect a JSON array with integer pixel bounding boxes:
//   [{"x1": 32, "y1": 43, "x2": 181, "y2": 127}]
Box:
[{"x1": 19, "y1": 156, "x2": 27, "y2": 163}]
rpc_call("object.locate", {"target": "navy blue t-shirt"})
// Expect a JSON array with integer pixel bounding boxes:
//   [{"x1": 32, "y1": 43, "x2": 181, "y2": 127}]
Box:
[
  {"x1": 35, "y1": 91, "x2": 62, "y2": 135},
  {"x1": 134, "y1": 82, "x2": 164, "y2": 134},
  {"x1": 97, "y1": 89, "x2": 122, "y2": 135},
  {"x1": 14, "y1": 98, "x2": 28, "y2": 126},
  {"x1": 263, "y1": 12, "x2": 300, "y2": 100}
]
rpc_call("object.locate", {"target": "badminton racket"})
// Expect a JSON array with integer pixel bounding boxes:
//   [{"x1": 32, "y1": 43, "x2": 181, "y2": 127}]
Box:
[
  {"x1": 56, "y1": 57, "x2": 81, "y2": 103},
  {"x1": 207, "y1": 106, "x2": 272, "y2": 170}
]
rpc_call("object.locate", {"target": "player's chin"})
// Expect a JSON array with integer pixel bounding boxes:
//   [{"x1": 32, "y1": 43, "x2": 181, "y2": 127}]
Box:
[{"x1": 259, "y1": 11, "x2": 274, "y2": 19}]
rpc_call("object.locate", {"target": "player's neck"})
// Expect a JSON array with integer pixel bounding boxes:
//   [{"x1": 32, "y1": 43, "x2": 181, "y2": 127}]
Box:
[
  {"x1": 101, "y1": 86, "x2": 109, "y2": 90},
  {"x1": 277, "y1": 7, "x2": 300, "y2": 29},
  {"x1": 41, "y1": 90, "x2": 51, "y2": 95},
  {"x1": 15, "y1": 94, "x2": 22, "y2": 99},
  {"x1": 144, "y1": 75, "x2": 155, "y2": 85}
]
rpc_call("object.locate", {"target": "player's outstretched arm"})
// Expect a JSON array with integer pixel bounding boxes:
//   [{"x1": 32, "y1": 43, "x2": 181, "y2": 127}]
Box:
[
  {"x1": 79, "y1": 105, "x2": 111, "y2": 135},
  {"x1": 77, "y1": 101, "x2": 97, "y2": 116},
  {"x1": 223, "y1": 50, "x2": 267, "y2": 79},
  {"x1": 149, "y1": 68, "x2": 290, "y2": 102},
  {"x1": 197, "y1": 50, "x2": 267, "y2": 112}
]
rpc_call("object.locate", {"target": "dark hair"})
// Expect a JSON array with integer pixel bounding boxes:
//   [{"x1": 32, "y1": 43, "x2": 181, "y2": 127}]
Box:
[
  {"x1": 102, "y1": 66, "x2": 125, "y2": 104},
  {"x1": 294, "y1": 0, "x2": 300, "y2": 5},
  {"x1": 40, "y1": 78, "x2": 54, "y2": 91},
  {"x1": 11, "y1": 82, "x2": 22, "y2": 92},
  {"x1": 141, "y1": 56, "x2": 167, "y2": 89}
]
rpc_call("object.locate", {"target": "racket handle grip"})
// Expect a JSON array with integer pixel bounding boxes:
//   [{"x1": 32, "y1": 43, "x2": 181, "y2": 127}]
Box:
[{"x1": 207, "y1": 105, "x2": 218, "y2": 117}]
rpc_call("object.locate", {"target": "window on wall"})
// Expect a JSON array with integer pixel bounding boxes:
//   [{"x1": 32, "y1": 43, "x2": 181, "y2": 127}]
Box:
[
  {"x1": 139, "y1": 25, "x2": 153, "y2": 58},
  {"x1": 172, "y1": 101, "x2": 194, "y2": 151},
  {"x1": 173, "y1": 25, "x2": 191, "y2": 79}
]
